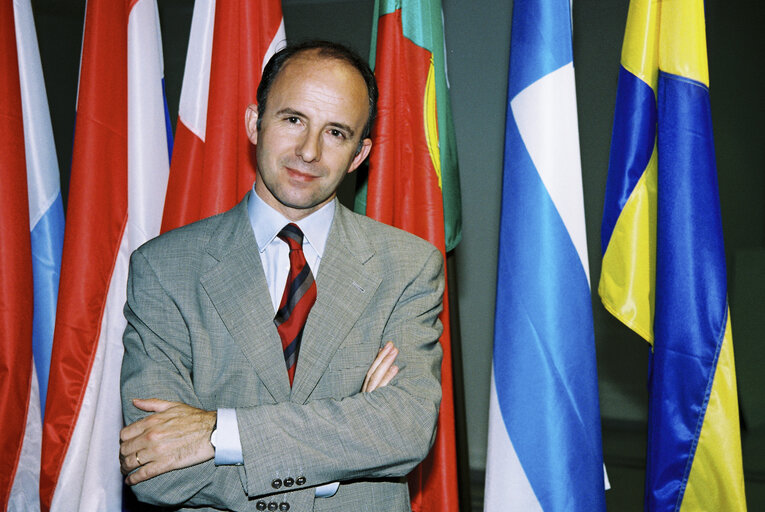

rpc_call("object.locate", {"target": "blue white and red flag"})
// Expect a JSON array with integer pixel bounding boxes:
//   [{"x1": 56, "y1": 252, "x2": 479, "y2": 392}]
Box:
[{"x1": 1, "y1": 1, "x2": 64, "y2": 509}]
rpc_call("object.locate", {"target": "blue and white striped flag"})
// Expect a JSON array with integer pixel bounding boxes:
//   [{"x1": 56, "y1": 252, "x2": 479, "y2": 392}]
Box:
[{"x1": 484, "y1": 1, "x2": 606, "y2": 510}]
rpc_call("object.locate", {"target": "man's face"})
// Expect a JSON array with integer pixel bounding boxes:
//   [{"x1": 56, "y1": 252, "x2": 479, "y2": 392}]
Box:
[{"x1": 246, "y1": 52, "x2": 372, "y2": 221}]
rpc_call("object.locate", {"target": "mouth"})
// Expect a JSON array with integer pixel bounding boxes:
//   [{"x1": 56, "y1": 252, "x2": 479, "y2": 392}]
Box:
[{"x1": 285, "y1": 166, "x2": 320, "y2": 182}]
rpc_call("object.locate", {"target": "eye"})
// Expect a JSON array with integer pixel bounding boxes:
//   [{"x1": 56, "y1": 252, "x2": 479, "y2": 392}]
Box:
[
  {"x1": 328, "y1": 128, "x2": 346, "y2": 139},
  {"x1": 286, "y1": 116, "x2": 301, "y2": 124}
]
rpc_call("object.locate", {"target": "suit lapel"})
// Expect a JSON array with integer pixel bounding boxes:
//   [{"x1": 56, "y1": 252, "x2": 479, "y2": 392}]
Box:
[
  {"x1": 291, "y1": 204, "x2": 381, "y2": 404},
  {"x1": 199, "y1": 198, "x2": 291, "y2": 403}
]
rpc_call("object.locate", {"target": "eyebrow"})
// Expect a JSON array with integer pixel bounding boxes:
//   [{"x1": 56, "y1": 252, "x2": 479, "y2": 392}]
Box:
[{"x1": 275, "y1": 108, "x2": 356, "y2": 138}]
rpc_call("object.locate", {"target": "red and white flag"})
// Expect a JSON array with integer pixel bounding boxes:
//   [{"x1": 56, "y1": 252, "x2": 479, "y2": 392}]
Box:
[
  {"x1": 161, "y1": 0, "x2": 285, "y2": 231},
  {"x1": 0, "y1": 1, "x2": 35, "y2": 509},
  {"x1": 39, "y1": 0, "x2": 170, "y2": 509}
]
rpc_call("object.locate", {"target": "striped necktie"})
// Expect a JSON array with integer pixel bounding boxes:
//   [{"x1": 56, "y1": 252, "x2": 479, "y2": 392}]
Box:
[{"x1": 274, "y1": 223, "x2": 317, "y2": 386}]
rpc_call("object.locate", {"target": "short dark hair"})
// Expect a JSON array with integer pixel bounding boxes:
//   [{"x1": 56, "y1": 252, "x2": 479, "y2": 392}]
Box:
[{"x1": 256, "y1": 41, "x2": 378, "y2": 142}]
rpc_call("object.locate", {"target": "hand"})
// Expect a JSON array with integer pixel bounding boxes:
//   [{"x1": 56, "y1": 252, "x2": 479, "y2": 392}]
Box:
[
  {"x1": 119, "y1": 398, "x2": 216, "y2": 485},
  {"x1": 362, "y1": 341, "x2": 399, "y2": 392}
]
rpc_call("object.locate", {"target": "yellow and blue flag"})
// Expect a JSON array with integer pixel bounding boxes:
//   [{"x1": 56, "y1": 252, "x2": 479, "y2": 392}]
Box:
[{"x1": 600, "y1": 1, "x2": 747, "y2": 510}]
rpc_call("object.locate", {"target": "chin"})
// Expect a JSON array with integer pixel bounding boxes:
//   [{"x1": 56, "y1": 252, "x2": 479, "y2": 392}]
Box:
[{"x1": 277, "y1": 196, "x2": 322, "y2": 211}]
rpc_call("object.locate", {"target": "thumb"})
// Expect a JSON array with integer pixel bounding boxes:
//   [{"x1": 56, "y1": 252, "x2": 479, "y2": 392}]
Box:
[{"x1": 132, "y1": 398, "x2": 177, "y2": 413}]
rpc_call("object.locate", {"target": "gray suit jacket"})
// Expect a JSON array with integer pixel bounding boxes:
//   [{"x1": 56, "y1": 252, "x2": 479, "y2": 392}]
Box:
[{"x1": 121, "y1": 197, "x2": 444, "y2": 511}]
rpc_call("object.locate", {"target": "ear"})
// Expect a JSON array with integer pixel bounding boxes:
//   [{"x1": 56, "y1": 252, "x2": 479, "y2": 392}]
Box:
[
  {"x1": 347, "y1": 138, "x2": 373, "y2": 174},
  {"x1": 245, "y1": 104, "x2": 259, "y2": 145}
]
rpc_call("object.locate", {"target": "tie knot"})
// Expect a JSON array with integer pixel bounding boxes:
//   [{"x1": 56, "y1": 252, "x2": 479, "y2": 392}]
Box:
[{"x1": 277, "y1": 223, "x2": 304, "y2": 251}]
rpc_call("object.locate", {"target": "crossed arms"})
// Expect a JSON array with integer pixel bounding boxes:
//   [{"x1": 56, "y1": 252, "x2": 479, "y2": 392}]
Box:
[
  {"x1": 119, "y1": 341, "x2": 401, "y2": 484},
  {"x1": 119, "y1": 237, "x2": 444, "y2": 509}
]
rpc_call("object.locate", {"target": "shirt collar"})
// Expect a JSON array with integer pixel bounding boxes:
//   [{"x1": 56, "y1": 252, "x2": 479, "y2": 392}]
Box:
[{"x1": 247, "y1": 186, "x2": 335, "y2": 257}]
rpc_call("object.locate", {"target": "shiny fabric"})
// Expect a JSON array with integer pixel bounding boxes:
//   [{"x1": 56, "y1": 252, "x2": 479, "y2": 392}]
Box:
[
  {"x1": 356, "y1": 4, "x2": 461, "y2": 511},
  {"x1": 599, "y1": 1, "x2": 746, "y2": 510},
  {"x1": 486, "y1": 1, "x2": 606, "y2": 511},
  {"x1": 601, "y1": 67, "x2": 657, "y2": 253},
  {"x1": 0, "y1": 5, "x2": 35, "y2": 505}
]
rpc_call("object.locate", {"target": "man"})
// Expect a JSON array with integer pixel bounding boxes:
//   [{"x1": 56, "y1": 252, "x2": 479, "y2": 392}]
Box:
[{"x1": 119, "y1": 41, "x2": 444, "y2": 511}]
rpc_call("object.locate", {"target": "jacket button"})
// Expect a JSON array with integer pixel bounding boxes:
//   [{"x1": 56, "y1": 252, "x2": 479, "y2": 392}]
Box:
[
  {"x1": 267, "y1": 502, "x2": 278, "y2": 511},
  {"x1": 296, "y1": 476, "x2": 306, "y2": 486},
  {"x1": 256, "y1": 501, "x2": 266, "y2": 511},
  {"x1": 279, "y1": 503, "x2": 290, "y2": 511},
  {"x1": 284, "y1": 477, "x2": 294, "y2": 487},
  {"x1": 271, "y1": 478, "x2": 282, "y2": 489}
]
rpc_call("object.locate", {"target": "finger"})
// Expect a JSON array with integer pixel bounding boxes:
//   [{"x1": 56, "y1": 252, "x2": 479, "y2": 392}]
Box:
[
  {"x1": 120, "y1": 449, "x2": 149, "y2": 475},
  {"x1": 120, "y1": 422, "x2": 147, "y2": 446},
  {"x1": 363, "y1": 344, "x2": 393, "y2": 392},
  {"x1": 362, "y1": 343, "x2": 392, "y2": 392},
  {"x1": 119, "y1": 452, "x2": 130, "y2": 475},
  {"x1": 120, "y1": 412, "x2": 166, "y2": 454},
  {"x1": 120, "y1": 409, "x2": 160, "y2": 443},
  {"x1": 367, "y1": 349, "x2": 396, "y2": 392},
  {"x1": 377, "y1": 365, "x2": 399, "y2": 388},
  {"x1": 125, "y1": 460, "x2": 164, "y2": 486},
  {"x1": 365, "y1": 347, "x2": 398, "y2": 392},
  {"x1": 122, "y1": 399, "x2": 178, "y2": 441},
  {"x1": 367, "y1": 342, "x2": 393, "y2": 377}
]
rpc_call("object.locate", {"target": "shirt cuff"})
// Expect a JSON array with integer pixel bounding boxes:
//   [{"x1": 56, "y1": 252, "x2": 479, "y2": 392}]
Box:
[
  {"x1": 213, "y1": 408, "x2": 243, "y2": 465},
  {"x1": 315, "y1": 481, "x2": 340, "y2": 498}
]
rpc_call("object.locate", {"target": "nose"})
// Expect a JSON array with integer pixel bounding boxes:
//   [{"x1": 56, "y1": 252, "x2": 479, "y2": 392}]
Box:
[{"x1": 296, "y1": 129, "x2": 321, "y2": 162}]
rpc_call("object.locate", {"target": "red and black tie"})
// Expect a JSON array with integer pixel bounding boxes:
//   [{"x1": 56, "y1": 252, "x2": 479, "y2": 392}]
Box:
[{"x1": 274, "y1": 224, "x2": 317, "y2": 386}]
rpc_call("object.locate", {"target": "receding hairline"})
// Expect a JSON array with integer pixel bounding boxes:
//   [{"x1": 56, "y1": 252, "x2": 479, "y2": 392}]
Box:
[
  {"x1": 272, "y1": 50, "x2": 369, "y2": 94},
  {"x1": 265, "y1": 51, "x2": 372, "y2": 136}
]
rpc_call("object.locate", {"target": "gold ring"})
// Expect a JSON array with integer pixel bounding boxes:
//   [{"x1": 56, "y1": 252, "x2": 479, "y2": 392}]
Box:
[{"x1": 136, "y1": 453, "x2": 142, "y2": 466}]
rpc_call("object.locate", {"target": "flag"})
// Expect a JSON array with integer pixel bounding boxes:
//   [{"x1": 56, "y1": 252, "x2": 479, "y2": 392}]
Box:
[
  {"x1": 0, "y1": 2, "x2": 35, "y2": 509},
  {"x1": 484, "y1": 1, "x2": 606, "y2": 510},
  {"x1": 161, "y1": 0, "x2": 285, "y2": 232},
  {"x1": 354, "y1": 1, "x2": 462, "y2": 510},
  {"x1": 4, "y1": 0, "x2": 65, "y2": 509},
  {"x1": 599, "y1": 0, "x2": 746, "y2": 510},
  {"x1": 39, "y1": 0, "x2": 171, "y2": 509}
]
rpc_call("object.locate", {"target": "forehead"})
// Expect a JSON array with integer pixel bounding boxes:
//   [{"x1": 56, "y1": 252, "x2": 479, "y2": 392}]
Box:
[{"x1": 267, "y1": 53, "x2": 369, "y2": 124}]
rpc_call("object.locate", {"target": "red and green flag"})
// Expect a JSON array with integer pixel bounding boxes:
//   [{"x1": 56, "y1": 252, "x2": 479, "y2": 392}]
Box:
[{"x1": 355, "y1": 1, "x2": 462, "y2": 510}]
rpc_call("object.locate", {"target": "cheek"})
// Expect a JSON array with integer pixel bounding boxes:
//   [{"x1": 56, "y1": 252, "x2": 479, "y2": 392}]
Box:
[
  {"x1": 326, "y1": 149, "x2": 357, "y2": 176},
  {"x1": 259, "y1": 130, "x2": 292, "y2": 157}
]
